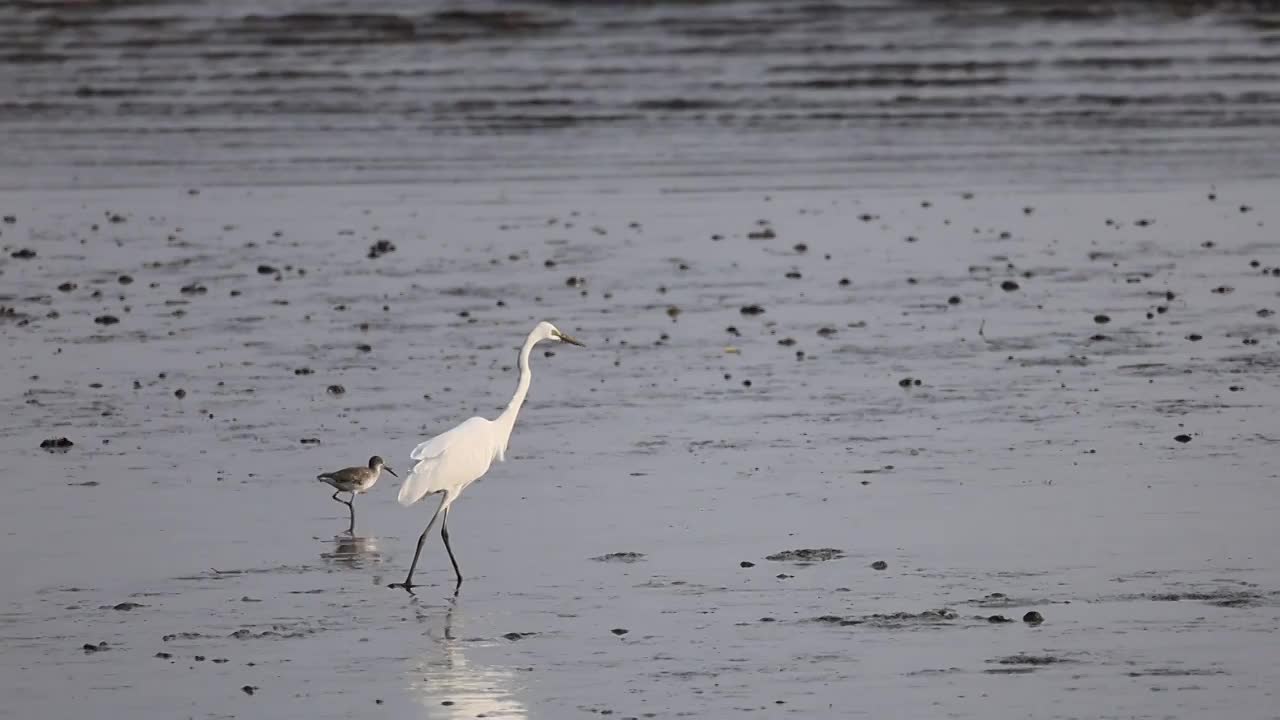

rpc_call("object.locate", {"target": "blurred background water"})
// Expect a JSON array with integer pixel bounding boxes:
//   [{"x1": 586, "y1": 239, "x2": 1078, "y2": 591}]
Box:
[{"x1": 2, "y1": 0, "x2": 1279, "y2": 190}]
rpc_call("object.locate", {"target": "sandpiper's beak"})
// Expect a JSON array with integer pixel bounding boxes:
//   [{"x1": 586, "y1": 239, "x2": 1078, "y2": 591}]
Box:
[
  {"x1": 555, "y1": 330, "x2": 585, "y2": 347},
  {"x1": 384, "y1": 466, "x2": 399, "y2": 478}
]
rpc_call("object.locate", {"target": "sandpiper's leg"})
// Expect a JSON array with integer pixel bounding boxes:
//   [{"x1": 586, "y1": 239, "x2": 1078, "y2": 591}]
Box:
[
  {"x1": 441, "y1": 507, "x2": 463, "y2": 592},
  {"x1": 390, "y1": 493, "x2": 447, "y2": 592},
  {"x1": 346, "y1": 492, "x2": 356, "y2": 534}
]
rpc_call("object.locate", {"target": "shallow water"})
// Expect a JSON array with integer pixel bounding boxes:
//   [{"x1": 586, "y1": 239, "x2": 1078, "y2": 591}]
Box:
[
  {"x1": 2, "y1": 181, "x2": 1278, "y2": 718},
  {"x1": 3, "y1": 1, "x2": 1280, "y2": 718},
  {"x1": 2, "y1": 0, "x2": 1279, "y2": 190}
]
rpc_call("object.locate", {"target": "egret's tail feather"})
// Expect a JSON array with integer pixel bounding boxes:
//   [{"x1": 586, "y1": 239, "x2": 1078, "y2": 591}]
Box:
[{"x1": 397, "y1": 457, "x2": 440, "y2": 507}]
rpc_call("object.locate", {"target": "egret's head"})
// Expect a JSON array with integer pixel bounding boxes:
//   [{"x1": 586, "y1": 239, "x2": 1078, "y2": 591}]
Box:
[
  {"x1": 369, "y1": 456, "x2": 397, "y2": 477},
  {"x1": 536, "y1": 321, "x2": 585, "y2": 347}
]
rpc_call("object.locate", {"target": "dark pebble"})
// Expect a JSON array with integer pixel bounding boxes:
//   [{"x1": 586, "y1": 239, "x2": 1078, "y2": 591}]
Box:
[
  {"x1": 777, "y1": 338, "x2": 796, "y2": 346},
  {"x1": 294, "y1": 367, "x2": 313, "y2": 375},
  {"x1": 300, "y1": 437, "x2": 320, "y2": 445},
  {"x1": 1093, "y1": 314, "x2": 1111, "y2": 324},
  {"x1": 241, "y1": 686, "x2": 256, "y2": 696},
  {"x1": 94, "y1": 315, "x2": 120, "y2": 325},
  {"x1": 1001, "y1": 280, "x2": 1020, "y2": 291},
  {"x1": 871, "y1": 560, "x2": 888, "y2": 570},
  {"x1": 816, "y1": 327, "x2": 836, "y2": 337},
  {"x1": 41, "y1": 437, "x2": 74, "y2": 450},
  {"x1": 57, "y1": 282, "x2": 77, "y2": 292},
  {"x1": 357, "y1": 343, "x2": 372, "y2": 352},
  {"x1": 611, "y1": 628, "x2": 628, "y2": 636},
  {"x1": 367, "y1": 239, "x2": 396, "y2": 258},
  {"x1": 988, "y1": 615, "x2": 1014, "y2": 623},
  {"x1": 740, "y1": 561, "x2": 755, "y2": 568},
  {"x1": 256, "y1": 264, "x2": 276, "y2": 275},
  {"x1": 10, "y1": 248, "x2": 35, "y2": 259},
  {"x1": 838, "y1": 278, "x2": 850, "y2": 286},
  {"x1": 174, "y1": 388, "x2": 186, "y2": 398},
  {"x1": 1022, "y1": 611, "x2": 1044, "y2": 624},
  {"x1": 118, "y1": 275, "x2": 133, "y2": 285},
  {"x1": 155, "y1": 652, "x2": 172, "y2": 659},
  {"x1": 1186, "y1": 333, "x2": 1202, "y2": 341},
  {"x1": 740, "y1": 304, "x2": 765, "y2": 316},
  {"x1": 948, "y1": 296, "x2": 961, "y2": 305},
  {"x1": 1174, "y1": 434, "x2": 1192, "y2": 443},
  {"x1": 83, "y1": 641, "x2": 108, "y2": 653},
  {"x1": 326, "y1": 384, "x2": 345, "y2": 396}
]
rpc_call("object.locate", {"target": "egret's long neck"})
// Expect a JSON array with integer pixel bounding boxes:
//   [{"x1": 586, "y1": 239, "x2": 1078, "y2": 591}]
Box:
[{"x1": 494, "y1": 331, "x2": 537, "y2": 440}]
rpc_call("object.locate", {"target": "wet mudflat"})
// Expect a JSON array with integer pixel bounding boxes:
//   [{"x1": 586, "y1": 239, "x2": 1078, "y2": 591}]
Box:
[{"x1": 1, "y1": 180, "x2": 1278, "y2": 718}]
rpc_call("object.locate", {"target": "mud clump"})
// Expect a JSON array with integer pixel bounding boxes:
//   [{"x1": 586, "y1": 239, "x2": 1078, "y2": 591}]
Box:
[
  {"x1": 367, "y1": 239, "x2": 396, "y2": 259},
  {"x1": 591, "y1": 552, "x2": 645, "y2": 563},
  {"x1": 766, "y1": 548, "x2": 845, "y2": 562}
]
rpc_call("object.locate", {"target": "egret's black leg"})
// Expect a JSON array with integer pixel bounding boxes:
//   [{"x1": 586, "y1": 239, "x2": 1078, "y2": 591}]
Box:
[
  {"x1": 441, "y1": 507, "x2": 462, "y2": 592},
  {"x1": 389, "y1": 493, "x2": 447, "y2": 592}
]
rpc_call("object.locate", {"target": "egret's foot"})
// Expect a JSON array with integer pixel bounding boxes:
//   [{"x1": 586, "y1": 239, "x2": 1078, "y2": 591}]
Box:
[{"x1": 388, "y1": 580, "x2": 417, "y2": 593}]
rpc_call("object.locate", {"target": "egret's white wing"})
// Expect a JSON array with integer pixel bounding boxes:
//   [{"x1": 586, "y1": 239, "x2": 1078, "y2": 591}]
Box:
[
  {"x1": 410, "y1": 416, "x2": 486, "y2": 460},
  {"x1": 399, "y1": 417, "x2": 496, "y2": 507}
]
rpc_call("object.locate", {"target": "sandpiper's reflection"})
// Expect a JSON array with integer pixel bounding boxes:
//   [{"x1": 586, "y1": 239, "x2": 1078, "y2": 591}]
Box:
[
  {"x1": 320, "y1": 535, "x2": 382, "y2": 567},
  {"x1": 406, "y1": 599, "x2": 527, "y2": 719}
]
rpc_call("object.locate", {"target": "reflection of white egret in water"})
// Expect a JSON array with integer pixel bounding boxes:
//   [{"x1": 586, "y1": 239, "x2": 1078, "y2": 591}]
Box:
[
  {"x1": 405, "y1": 599, "x2": 528, "y2": 720},
  {"x1": 320, "y1": 535, "x2": 383, "y2": 568}
]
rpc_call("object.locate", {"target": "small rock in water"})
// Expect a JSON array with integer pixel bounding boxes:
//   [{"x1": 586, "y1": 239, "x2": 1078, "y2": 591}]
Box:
[
  {"x1": 113, "y1": 602, "x2": 143, "y2": 611},
  {"x1": 326, "y1": 384, "x2": 346, "y2": 396},
  {"x1": 871, "y1": 560, "x2": 888, "y2": 570},
  {"x1": 11, "y1": 248, "x2": 36, "y2": 259},
  {"x1": 740, "y1": 561, "x2": 755, "y2": 568},
  {"x1": 241, "y1": 685, "x2": 257, "y2": 696},
  {"x1": 740, "y1": 304, "x2": 765, "y2": 316},
  {"x1": 898, "y1": 377, "x2": 921, "y2": 388},
  {"x1": 1174, "y1": 434, "x2": 1192, "y2": 443},
  {"x1": 1001, "y1": 280, "x2": 1020, "y2": 291},
  {"x1": 367, "y1": 239, "x2": 396, "y2": 259},
  {"x1": 1093, "y1": 314, "x2": 1111, "y2": 324},
  {"x1": 94, "y1": 315, "x2": 120, "y2": 326},
  {"x1": 502, "y1": 632, "x2": 533, "y2": 641},
  {"x1": 1022, "y1": 611, "x2": 1044, "y2": 624},
  {"x1": 41, "y1": 437, "x2": 74, "y2": 450},
  {"x1": 83, "y1": 641, "x2": 109, "y2": 653},
  {"x1": 987, "y1": 615, "x2": 1014, "y2": 623},
  {"x1": 610, "y1": 628, "x2": 629, "y2": 636},
  {"x1": 766, "y1": 548, "x2": 845, "y2": 562},
  {"x1": 256, "y1": 264, "x2": 277, "y2": 275},
  {"x1": 590, "y1": 552, "x2": 645, "y2": 563}
]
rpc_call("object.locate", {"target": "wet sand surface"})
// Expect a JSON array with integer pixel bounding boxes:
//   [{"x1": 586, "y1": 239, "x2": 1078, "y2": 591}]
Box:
[
  {"x1": 4, "y1": 1, "x2": 1280, "y2": 718},
  {"x1": 2, "y1": 181, "x2": 1278, "y2": 718}
]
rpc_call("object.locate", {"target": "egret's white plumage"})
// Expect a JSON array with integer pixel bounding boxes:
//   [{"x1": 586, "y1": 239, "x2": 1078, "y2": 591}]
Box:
[{"x1": 390, "y1": 321, "x2": 584, "y2": 592}]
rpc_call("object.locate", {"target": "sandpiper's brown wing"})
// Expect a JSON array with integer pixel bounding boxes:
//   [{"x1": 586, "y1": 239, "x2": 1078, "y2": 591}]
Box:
[{"x1": 318, "y1": 466, "x2": 369, "y2": 487}]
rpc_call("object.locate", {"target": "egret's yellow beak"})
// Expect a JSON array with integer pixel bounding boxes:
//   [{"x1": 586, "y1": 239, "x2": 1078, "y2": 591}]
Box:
[
  {"x1": 554, "y1": 330, "x2": 585, "y2": 347},
  {"x1": 384, "y1": 466, "x2": 399, "y2": 478}
]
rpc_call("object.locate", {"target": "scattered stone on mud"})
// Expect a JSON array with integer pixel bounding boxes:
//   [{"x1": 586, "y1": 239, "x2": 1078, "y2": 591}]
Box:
[
  {"x1": 816, "y1": 326, "x2": 837, "y2": 337},
  {"x1": 82, "y1": 641, "x2": 109, "y2": 653},
  {"x1": 300, "y1": 438, "x2": 320, "y2": 445},
  {"x1": 1023, "y1": 611, "x2": 1045, "y2": 624},
  {"x1": 57, "y1": 281, "x2": 77, "y2": 292},
  {"x1": 502, "y1": 632, "x2": 535, "y2": 641},
  {"x1": 765, "y1": 548, "x2": 845, "y2": 562},
  {"x1": 838, "y1": 277, "x2": 850, "y2": 286},
  {"x1": 1093, "y1": 314, "x2": 1111, "y2": 324},
  {"x1": 898, "y1": 377, "x2": 921, "y2": 388},
  {"x1": 174, "y1": 388, "x2": 186, "y2": 398},
  {"x1": 241, "y1": 685, "x2": 257, "y2": 696},
  {"x1": 740, "y1": 561, "x2": 755, "y2": 568},
  {"x1": 367, "y1": 239, "x2": 396, "y2": 258},
  {"x1": 112, "y1": 602, "x2": 144, "y2": 611},
  {"x1": 1000, "y1": 280, "x2": 1020, "y2": 291},
  {"x1": 11, "y1": 248, "x2": 36, "y2": 259},
  {"x1": 326, "y1": 384, "x2": 345, "y2": 396},
  {"x1": 1187, "y1": 333, "x2": 1203, "y2": 341},
  {"x1": 591, "y1": 552, "x2": 645, "y2": 563},
  {"x1": 811, "y1": 608, "x2": 958, "y2": 627},
  {"x1": 69, "y1": 481, "x2": 99, "y2": 487},
  {"x1": 1174, "y1": 434, "x2": 1192, "y2": 443},
  {"x1": 987, "y1": 615, "x2": 1014, "y2": 623},
  {"x1": 747, "y1": 226, "x2": 775, "y2": 240},
  {"x1": 871, "y1": 560, "x2": 888, "y2": 570},
  {"x1": 994, "y1": 654, "x2": 1064, "y2": 665},
  {"x1": 94, "y1": 314, "x2": 119, "y2": 325},
  {"x1": 610, "y1": 628, "x2": 629, "y2": 636},
  {"x1": 948, "y1": 295, "x2": 961, "y2": 305},
  {"x1": 41, "y1": 437, "x2": 74, "y2": 450},
  {"x1": 155, "y1": 652, "x2": 172, "y2": 659},
  {"x1": 256, "y1": 264, "x2": 276, "y2": 275},
  {"x1": 740, "y1": 304, "x2": 765, "y2": 316}
]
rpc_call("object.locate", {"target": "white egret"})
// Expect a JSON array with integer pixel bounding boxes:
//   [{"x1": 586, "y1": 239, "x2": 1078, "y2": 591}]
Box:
[
  {"x1": 390, "y1": 321, "x2": 584, "y2": 592},
  {"x1": 317, "y1": 456, "x2": 397, "y2": 534}
]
